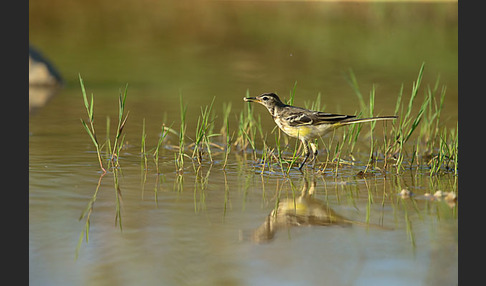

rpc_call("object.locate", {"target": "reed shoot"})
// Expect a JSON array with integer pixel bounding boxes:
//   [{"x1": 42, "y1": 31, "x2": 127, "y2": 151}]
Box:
[
  {"x1": 176, "y1": 93, "x2": 187, "y2": 172},
  {"x1": 110, "y1": 85, "x2": 130, "y2": 168},
  {"x1": 79, "y1": 74, "x2": 106, "y2": 173}
]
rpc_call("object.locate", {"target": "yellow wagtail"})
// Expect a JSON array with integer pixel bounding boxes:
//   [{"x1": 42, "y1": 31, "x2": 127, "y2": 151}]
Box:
[{"x1": 244, "y1": 92, "x2": 397, "y2": 170}]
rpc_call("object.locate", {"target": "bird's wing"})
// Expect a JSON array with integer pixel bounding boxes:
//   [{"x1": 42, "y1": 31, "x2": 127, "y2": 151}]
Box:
[{"x1": 285, "y1": 110, "x2": 355, "y2": 126}]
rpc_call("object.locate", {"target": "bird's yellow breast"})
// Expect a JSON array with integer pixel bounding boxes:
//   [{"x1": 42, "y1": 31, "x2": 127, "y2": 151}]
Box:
[{"x1": 275, "y1": 120, "x2": 334, "y2": 140}]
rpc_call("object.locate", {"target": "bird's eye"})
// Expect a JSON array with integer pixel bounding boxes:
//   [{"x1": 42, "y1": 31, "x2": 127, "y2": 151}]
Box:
[{"x1": 262, "y1": 96, "x2": 268, "y2": 101}]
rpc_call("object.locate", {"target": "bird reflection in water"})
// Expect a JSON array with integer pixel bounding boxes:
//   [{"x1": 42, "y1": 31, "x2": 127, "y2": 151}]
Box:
[{"x1": 251, "y1": 178, "x2": 389, "y2": 243}]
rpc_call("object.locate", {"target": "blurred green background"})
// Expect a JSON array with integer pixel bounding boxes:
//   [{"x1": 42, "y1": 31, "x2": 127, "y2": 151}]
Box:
[{"x1": 30, "y1": 0, "x2": 457, "y2": 112}]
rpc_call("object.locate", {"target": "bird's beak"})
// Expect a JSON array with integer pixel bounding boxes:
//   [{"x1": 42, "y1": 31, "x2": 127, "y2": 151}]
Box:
[{"x1": 244, "y1": 97, "x2": 259, "y2": 103}]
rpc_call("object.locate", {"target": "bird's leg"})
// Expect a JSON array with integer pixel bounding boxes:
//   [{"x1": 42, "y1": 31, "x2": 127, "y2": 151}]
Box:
[
  {"x1": 309, "y1": 142, "x2": 319, "y2": 169},
  {"x1": 298, "y1": 139, "x2": 311, "y2": 170}
]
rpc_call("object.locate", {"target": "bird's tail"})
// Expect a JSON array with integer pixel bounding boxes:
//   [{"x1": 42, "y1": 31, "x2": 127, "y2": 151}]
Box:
[{"x1": 338, "y1": 116, "x2": 398, "y2": 126}]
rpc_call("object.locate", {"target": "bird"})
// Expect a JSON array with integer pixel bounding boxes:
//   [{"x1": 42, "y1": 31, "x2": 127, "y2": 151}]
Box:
[{"x1": 243, "y1": 92, "x2": 397, "y2": 170}]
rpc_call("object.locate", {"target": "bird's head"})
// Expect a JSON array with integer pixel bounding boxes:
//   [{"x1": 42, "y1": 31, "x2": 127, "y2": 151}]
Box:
[{"x1": 243, "y1": 93, "x2": 285, "y2": 110}]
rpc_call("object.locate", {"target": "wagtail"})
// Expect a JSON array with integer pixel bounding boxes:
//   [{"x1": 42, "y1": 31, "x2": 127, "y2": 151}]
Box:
[{"x1": 244, "y1": 92, "x2": 397, "y2": 170}]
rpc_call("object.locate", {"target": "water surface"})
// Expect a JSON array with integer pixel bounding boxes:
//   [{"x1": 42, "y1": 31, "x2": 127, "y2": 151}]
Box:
[{"x1": 29, "y1": 1, "x2": 458, "y2": 285}]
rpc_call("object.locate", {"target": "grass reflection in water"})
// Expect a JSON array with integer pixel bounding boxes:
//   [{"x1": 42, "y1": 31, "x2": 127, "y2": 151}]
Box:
[{"x1": 75, "y1": 64, "x2": 457, "y2": 259}]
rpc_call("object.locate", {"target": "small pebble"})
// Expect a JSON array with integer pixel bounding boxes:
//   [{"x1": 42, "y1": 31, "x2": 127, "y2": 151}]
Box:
[
  {"x1": 433, "y1": 190, "x2": 443, "y2": 197},
  {"x1": 445, "y1": 192, "x2": 457, "y2": 202},
  {"x1": 400, "y1": 189, "x2": 411, "y2": 198}
]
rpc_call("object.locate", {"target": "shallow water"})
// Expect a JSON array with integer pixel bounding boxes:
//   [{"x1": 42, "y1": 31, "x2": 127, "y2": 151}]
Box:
[
  {"x1": 30, "y1": 135, "x2": 458, "y2": 285},
  {"x1": 29, "y1": 94, "x2": 458, "y2": 285},
  {"x1": 30, "y1": 1, "x2": 457, "y2": 285}
]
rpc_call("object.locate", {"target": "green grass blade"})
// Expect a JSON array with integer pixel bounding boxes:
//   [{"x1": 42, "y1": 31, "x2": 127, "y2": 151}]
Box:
[
  {"x1": 79, "y1": 74, "x2": 89, "y2": 111},
  {"x1": 80, "y1": 119, "x2": 98, "y2": 147}
]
